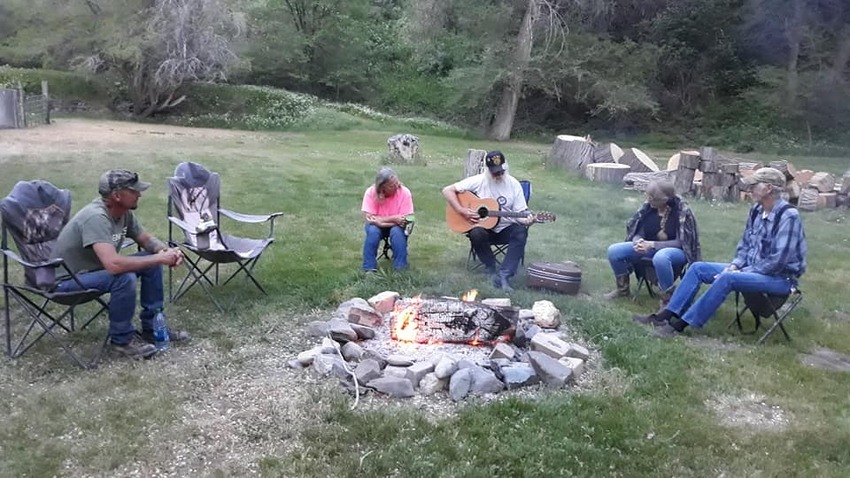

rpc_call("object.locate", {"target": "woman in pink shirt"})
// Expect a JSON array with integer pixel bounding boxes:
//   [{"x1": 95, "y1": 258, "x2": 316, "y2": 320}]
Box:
[{"x1": 361, "y1": 167, "x2": 414, "y2": 271}]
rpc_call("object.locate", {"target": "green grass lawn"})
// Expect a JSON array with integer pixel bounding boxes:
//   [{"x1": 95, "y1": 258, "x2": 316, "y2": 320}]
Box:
[{"x1": 1, "y1": 119, "x2": 849, "y2": 477}]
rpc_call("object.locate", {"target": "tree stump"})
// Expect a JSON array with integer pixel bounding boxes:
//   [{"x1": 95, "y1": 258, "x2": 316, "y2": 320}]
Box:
[
  {"x1": 618, "y1": 147, "x2": 660, "y2": 173},
  {"x1": 549, "y1": 134, "x2": 594, "y2": 172},
  {"x1": 840, "y1": 172, "x2": 850, "y2": 195},
  {"x1": 586, "y1": 163, "x2": 631, "y2": 183},
  {"x1": 389, "y1": 297, "x2": 514, "y2": 344},
  {"x1": 622, "y1": 171, "x2": 673, "y2": 191},
  {"x1": 768, "y1": 160, "x2": 797, "y2": 179},
  {"x1": 795, "y1": 169, "x2": 815, "y2": 185},
  {"x1": 387, "y1": 134, "x2": 420, "y2": 163},
  {"x1": 464, "y1": 149, "x2": 487, "y2": 178},
  {"x1": 591, "y1": 143, "x2": 625, "y2": 164}
]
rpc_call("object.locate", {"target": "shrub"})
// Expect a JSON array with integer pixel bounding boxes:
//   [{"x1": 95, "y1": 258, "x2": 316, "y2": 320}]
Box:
[
  {"x1": 179, "y1": 83, "x2": 317, "y2": 130},
  {"x1": 0, "y1": 66, "x2": 104, "y2": 101}
]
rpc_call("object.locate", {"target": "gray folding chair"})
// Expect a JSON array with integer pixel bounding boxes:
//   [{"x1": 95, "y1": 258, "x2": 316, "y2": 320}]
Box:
[
  {"x1": 729, "y1": 288, "x2": 803, "y2": 344},
  {"x1": 167, "y1": 162, "x2": 284, "y2": 312},
  {"x1": 1, "y1": 180, "x2": 110, "y2": 369}
]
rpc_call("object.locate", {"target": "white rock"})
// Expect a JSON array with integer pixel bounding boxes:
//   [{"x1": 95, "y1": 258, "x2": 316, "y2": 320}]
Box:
[
  {"x1": 559, "y1": 356, "x2": 585, "y2": 380},
  {"x1": 532, "y1": 300, "x2": 561, "y2": 329}
]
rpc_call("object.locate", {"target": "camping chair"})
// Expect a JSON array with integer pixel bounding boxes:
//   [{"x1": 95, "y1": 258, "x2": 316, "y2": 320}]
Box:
[
  {"x1": 1, "y1": 180, "x2": 110, "y2": 369},
  {"x1": 377, "y1": 220, "x2": 415, "y2": 262},
  {"x1": 167, "y1": 162, "x2": 284, "y2": 312},
  {"x1": 728, "y1": 288, "x2": 803, "y2": 344},
  {"x1": 633, "y1": 257, "x2": 687, "y2": 300},
  {"x1": 466, "y1": 180, "x2": 531, "y2": 271}
]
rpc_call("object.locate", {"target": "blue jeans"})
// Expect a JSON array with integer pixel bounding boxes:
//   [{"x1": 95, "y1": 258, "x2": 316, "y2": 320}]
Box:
[
  {"x1": 665, "y1": 261, "x2": 793, "y2": 328},
  {"x1": 363, "y1": 224, "x2": 408, "y2": 271},
  {"x1": 54, "y1": 252, "x2": 164, "y2": 345},
  {"x1": 468, "y1": 224, "x2": 528, "y2": 278},
  {"x1": 606, "y1": 242, "x2": 687, "y2": 291}
]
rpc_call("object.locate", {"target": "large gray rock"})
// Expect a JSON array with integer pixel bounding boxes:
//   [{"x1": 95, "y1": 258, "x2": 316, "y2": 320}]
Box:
[
  {"x1": 559, "y1": 356, "x2": 585, "y2": 380},
  {"x1": 349, "y1": 323, "x2": 376, "y2": 340},
  {"x1": 565, "y1": 343, "x2": 590, "y2": 361},
  {"x1": 341, "y1": 341, "x2": 365, "y2": 362},
  {"x1": 296, "y1": 346, "x2": 324, "y2": 366},
  {"x1": 348, "y1": 305, "x2": 384, "y2": 327},
  {"x1": 405, "y1": 361, "x2": 436, "y2": 388},
  {"x1": 449, "y1": 368, "x2": 473, "y2": 401},
  {"x1": 490, "y1": 342, "x2": 516, "y2": 361},
  {"x1": 367, "y1": 377, "x2": 415, "y2": 398},
  {"x1": 354, "y1": 359, "x2": 382, "y2": 384},
  {"x1": 327, "y1": 320, "x2": 358, "y2": 343},
  {"x1": 530, "y1": 333, "x2": 570, "y2": 359},
  {"x1": 312, "y1": 355, "x2": 345, "y2": 377},
  {"x1": 434, "y1": 355, "x2": 459, "y2": 379},
  {"x1": 419, "y1": 373, "x2": 448, "y2": 395},
  {"x1": 527, "y1": 351, "x2": 573, "y2": 387},
  {"x1": 387, "y1": 354, "x2": 415, "y2": 367},
  {"x1": 305, "y1": 321, "x2": 329, "y2": 337},
  {"x1": 334, "y1": 298, "x2": 370, "y2": 319},
  {"x1": 501, "y1": 363, "x2": 539, "y2": 389},
  {"x1": 469, "y1": 367, "x2": 504, "y2": 395}
]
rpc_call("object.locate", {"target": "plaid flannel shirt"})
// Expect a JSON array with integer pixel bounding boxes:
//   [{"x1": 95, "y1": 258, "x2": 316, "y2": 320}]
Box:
[{"x1": 731, "y1": 199, "x2": 807, "y2": 284}]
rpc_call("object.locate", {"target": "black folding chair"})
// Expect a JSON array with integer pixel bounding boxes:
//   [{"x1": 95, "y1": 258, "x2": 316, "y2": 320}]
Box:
[
  {"x1": 1, "y1": 180, "x2": 110, "y2": 369},
  {"x1": 633, "y1": 257, "x2": 686, "y2": 299},
  {"x1": 466, "y1": 180, "x2": 531, "y2": 271},
  {"x1": 377, "y1": 221, "x2": 414, "y2": 262},
  {"x1": 167, "y1": 162, "x2": 284, "y2": 312},
  {"x1": 728, "y1": 288, "x2": 803, "y2": 344}
]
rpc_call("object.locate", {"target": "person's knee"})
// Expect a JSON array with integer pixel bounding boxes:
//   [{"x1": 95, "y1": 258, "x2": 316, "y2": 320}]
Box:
[
  {"x1": 112, "y1": 272, "x2": 136, "y2": 292},
  {"x1": 468, "y1": 227, "x2": 488, "y2": 244},
  {"x1": 513, "y1": 226, "x2": 528, "y2": 243},
  {"x1": 652, "y1": 253, "x2": 670, "y2": 269}
]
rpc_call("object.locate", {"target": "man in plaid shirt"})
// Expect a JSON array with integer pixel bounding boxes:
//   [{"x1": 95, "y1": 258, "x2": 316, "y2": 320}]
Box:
[{"x1": 632, "y1": 167, "x2": 807, "y2": 337}]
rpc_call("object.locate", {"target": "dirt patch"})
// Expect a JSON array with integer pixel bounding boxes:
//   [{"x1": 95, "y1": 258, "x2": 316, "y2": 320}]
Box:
[
  {"x1": 799, "y1": 348, "x2": 850, "y2": 372},
  {"x1": 0, "y1": 118, "x2": 282, "y2": 161},
  {"x1": 706, "y1": 392, "x2": 790, "y2": 431},
  {"x1": 688, "y1": 336, "x2": 746, "y2": 354}
]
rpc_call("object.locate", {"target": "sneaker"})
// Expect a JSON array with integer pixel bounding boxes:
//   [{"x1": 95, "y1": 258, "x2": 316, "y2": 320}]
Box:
[
  {"x1": 111, "y1": 335, "x2": 157, "y2": 359},
  {"x1": 632, "y1": 313, "x2": 668, "y2": 327},
  {"x1": 139, "y1": 328, "x2": 191, "y2": 344}
]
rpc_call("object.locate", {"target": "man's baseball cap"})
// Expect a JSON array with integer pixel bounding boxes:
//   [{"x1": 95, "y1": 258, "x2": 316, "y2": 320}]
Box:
[
  {"x1": 98, "y1": 170, "x2": 151, "y2": 196},
  {"x1": 742, "y1": 167, "x2": 786, "y2": 188},
  {"x1": 485, "y1": 150, "x2": 506, "y2": 174}
]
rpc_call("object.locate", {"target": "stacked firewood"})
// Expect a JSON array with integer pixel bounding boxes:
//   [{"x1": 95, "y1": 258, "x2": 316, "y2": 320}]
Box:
[{"x1": 547, "y1": 133, "x2": 850, "y2": 210}]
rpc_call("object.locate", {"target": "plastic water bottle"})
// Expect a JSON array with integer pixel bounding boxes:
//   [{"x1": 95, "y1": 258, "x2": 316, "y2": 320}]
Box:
[{"x1": 152, "y1": 309, "x2": 170, "y2": 352}]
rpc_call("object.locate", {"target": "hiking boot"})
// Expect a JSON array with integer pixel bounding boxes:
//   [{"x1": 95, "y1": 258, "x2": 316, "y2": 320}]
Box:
[
  {"x1": 659, "y1": 285, "x2": 677, "y2": 308},
  {"x1": 139, "y1": 328, "x2": 191, "y2": 344},
  {"x1": 492, "y1": 273, "x2": 514, "y2": 292},
  {"x1": 604, "y1": 274, "x2": 631, "y2": 299},
  {"x1": 632, "y1": 313, "x2": 668, "y2": 327},
  {"x1": 111, "y1": 335, "x2": 157, "y2": 359}
]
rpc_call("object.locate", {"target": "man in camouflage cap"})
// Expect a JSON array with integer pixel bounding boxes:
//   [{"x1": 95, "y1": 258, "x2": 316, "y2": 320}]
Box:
[
  {"x1": 51, "y1": 169, "x2": 189, "y2": 359},
  {"x1": 633, "y1": 167, "x2": 807, "y2": 337}
]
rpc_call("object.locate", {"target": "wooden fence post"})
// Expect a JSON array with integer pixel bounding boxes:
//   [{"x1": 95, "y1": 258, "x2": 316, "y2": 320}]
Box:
[{"x1": 42, "y1": 80, "x2": 50, "y2": 125}]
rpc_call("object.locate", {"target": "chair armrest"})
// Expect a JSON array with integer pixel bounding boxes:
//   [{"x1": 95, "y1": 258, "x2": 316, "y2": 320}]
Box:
[
  {"x1": 219, "y1": 208, "x2": 284, "y2": 224},
  {"x1": 2, "y1": 248, "x2": 64, "y2": 269},
  {"x1": 167, "y1": 216, "x2": 196, "y2": 233}
]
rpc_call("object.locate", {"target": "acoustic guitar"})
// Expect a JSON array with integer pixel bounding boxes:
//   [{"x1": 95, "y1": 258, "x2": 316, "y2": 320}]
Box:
[{"x1": 446, "y1": 191, "x2": 556, "y2": 233}]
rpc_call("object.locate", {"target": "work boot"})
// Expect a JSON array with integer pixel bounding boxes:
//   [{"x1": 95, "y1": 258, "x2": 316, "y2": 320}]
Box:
[
  {"x1": 632, "y1": 313, "x2": 668, "y2": 327},
  {"x1": 492, "y1": 272, "x2": 514, "y2": 292},
  {"x1": 111, "y1": 335, "x2": 157, "y2": 360},
  {"x1": 604, "y1": 274, "x2": 631, "y2": 299}
]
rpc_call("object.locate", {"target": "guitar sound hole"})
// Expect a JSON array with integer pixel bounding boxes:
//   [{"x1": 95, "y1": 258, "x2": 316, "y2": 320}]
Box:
[{"x1": 477, "y1": 207, "x2": 490, "y2": 218}]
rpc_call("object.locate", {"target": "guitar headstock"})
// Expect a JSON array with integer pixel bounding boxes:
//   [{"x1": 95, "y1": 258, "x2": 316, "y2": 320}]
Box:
[{"x1": 532, "y1": 211, "x2": 556, "y2": 223}]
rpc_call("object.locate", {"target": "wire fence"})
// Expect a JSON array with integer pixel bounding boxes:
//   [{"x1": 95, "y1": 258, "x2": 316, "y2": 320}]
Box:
[{"x1": 0, "y1": 82, "x2": 50, "y2": 129}]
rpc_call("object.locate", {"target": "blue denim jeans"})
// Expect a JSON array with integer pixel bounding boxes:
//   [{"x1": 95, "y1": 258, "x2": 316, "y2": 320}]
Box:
[
  {"x1": 606, "y1": 242, "x2": 687, "y2": 291},
  {"x1": 665, "y1": 261, "x2": 793, "y2": 328},
  {"x1": 362, "y1": 224, "x2": 408, "y2": 271},
  {"x1": 54, "y1": 252, "x2": 164, "y2": 344},
  {"x1": 468, "y1": 224, "x2": 528, "y2": 278}
]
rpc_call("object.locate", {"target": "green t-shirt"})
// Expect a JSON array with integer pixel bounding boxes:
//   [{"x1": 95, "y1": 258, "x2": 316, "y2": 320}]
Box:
[{"x1": 50, "y1": 198, "x2": 144, "y2": 273}]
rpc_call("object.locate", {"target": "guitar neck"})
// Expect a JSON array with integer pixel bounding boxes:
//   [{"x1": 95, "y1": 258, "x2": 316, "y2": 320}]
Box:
[{"x1": 486, "y1": 210, "x2": 529, "y2": 219}]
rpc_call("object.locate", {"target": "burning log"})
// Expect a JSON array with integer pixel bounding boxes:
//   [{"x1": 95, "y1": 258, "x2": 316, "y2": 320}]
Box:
[{"x1": 390, "y1": 297, "x2": 514, "y2": 345}]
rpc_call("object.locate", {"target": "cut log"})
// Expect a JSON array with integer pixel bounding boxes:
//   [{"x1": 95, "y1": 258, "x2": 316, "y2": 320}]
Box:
[
  {"x1": 586, "y1": 163, "x2": 631, "y2": 183},
  {"x1": 389, "y1": 298, "x2": 514, "y2": 344},
  {"x1": 786, "y1": 180, "x2": 801, "y2": 199},
  {"x1": 795, "y1": 169, "x2": 815, "y2": 185},
  {"x1": 798, "y1": 188, "x2": 819, "y2": 211},
  {"x1": 622, "y1": 171, "x2": 673, "y2": 191},
  {"x1": 618, "y1": 147, "x2": 660, "y2": 173},
  {"x1": 592, "y1": 143, "x2": 625, "y2": 164},
  {"x1": 818, "y1": 192, "x2": 837, "y2": 209},
  {"x1": 768, "y1": 160, "x2": 796, "y2": 179},
  {"x1": 549, "y1": 135, "x2": 594, "y2": 172},
  {"x1": 738, "y1": 162, "x2": 762, "y2": 178},
  {"x1": 809, "y1": 172, "x2": 836, "y2": 193},
  {"x1": 464, "y1": 149, "x2": 487, "y2": 178},
  {"x1": 841, "y1": 172, "x2": 850, "y2": 195}
]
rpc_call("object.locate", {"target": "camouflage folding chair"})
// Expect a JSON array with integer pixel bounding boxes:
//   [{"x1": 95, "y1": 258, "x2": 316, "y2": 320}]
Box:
[
  {"x1": 1, "y1": 180, "x2": 110, "y2": 369},
  {"x1": 167, "y1": 162, "x2": 284, "y2": 312}
]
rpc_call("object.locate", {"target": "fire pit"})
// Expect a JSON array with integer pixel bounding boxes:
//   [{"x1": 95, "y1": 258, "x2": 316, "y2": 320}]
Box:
[{"x1": 290, "y1": 291, "x2": 592, "y2": 401}]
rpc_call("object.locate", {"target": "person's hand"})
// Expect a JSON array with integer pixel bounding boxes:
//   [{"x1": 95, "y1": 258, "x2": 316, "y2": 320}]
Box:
[
  {"x1": 519, "y1": 212, "x2": 535, "y2": 227},
  {"x1": 159, "y1": 247, "x2": 183, "y2": 267},
  {"x1": 462, "y1": 208, "x2": 480, "y2": 224},
  {"x1": 633, "y1": 239, "x2": 653, "y2": 253},
  {"x1": 714, "y1": 264, "x2": 738, "y2": 279}
]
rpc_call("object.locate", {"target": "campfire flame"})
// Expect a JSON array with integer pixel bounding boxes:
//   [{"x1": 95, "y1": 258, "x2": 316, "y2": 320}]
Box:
[
  {"x1": 461, "y1": 289, "x2": 478, "y2": 302},
  {"x1": 391, "y1": 295, "x2": 422, "y2": 343}
]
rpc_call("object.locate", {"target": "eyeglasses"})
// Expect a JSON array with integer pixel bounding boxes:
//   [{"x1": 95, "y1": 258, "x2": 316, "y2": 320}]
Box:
[{"x1": 491, "y1": 170, "x2": 505, "y2": 177}]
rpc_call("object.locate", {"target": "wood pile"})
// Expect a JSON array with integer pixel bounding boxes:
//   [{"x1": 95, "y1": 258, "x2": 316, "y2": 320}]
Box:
[{"x1": 547, "y1": 133, "x2": 850, "y2": 210}]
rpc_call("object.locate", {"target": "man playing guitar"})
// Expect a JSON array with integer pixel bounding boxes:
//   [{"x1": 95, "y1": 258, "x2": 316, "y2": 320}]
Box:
[{"x1": 442, "y1": 150, "x2": 534, "y2": 291}]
